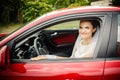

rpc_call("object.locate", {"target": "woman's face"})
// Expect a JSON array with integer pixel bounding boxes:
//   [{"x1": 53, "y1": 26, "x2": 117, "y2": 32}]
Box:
[{"x1": 79, "y1": 21, "x2": 96, "y2": 40}]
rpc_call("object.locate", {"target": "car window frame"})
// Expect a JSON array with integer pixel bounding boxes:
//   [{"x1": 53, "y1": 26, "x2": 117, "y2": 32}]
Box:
[
  {"x1": 106, "y1": 12, "x2": 120, "y2": 60},
  {"x1": 7, "y1": 12, "x2": 110, "y2": 63}
]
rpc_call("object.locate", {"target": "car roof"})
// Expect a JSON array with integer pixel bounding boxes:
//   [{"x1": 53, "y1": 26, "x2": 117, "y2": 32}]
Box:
[
  {"x1": 0, "y1": 6, "x2": 120, "y2": 46},
  {"x1": 28, "y1": 6, "x2": 120, "y2": 28},
  {"x1": 33, "y1": 6, "x2": 120, "y2": 25},
  {"x1": 47, "y1": 6, "x2": 120, "y2": 16}
]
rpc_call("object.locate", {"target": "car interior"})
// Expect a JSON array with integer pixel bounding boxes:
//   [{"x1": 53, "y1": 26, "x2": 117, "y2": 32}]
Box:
[
  {"x1": 12, "y1": 30, "x2": 78, "y2": 59},
  {"x1": 11, "y1": 20, "x2": 79, "y2": 59}
]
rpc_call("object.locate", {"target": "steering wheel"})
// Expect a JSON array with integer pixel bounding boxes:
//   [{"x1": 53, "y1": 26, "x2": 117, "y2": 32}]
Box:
[{"x1": 33, "y1": 37, "x2": 49, "y2": 56}]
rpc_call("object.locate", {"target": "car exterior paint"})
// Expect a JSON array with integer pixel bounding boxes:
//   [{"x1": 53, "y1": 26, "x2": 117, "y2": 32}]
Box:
[{"x1": 0, "y1": 61, "x2": 105, "y2": 80}]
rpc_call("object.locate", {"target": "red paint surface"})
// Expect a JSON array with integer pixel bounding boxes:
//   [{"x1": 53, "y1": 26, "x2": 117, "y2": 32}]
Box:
[
  {"x1": 0, "y1": 61, "x2": 104, "y2": 80},
  {"x1": 103, "y1": 60, "x2": 120, "y2": 80}
]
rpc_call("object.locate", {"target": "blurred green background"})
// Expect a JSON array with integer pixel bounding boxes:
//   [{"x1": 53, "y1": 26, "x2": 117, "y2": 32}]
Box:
[{"x1": 0, "y1": 0, "x2": 119, "y2": 33}]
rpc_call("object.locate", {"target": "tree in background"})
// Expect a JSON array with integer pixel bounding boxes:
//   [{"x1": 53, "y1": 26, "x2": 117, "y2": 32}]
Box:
[
  {"x1": 1, "y1": 0, "x2": 118, "y2": 24},
  {"x1": 21, "y1": 0, "x2": 53, "y2": 22},
  {"x1": 21, "y1": 0, "x2": 91, "y2": 22},
  {"x1": 0, "y1": 0, "x2": 22, "y2": 24},
  {"x1": 112, "y1": 0, "x2": 120, "y2": 6}
]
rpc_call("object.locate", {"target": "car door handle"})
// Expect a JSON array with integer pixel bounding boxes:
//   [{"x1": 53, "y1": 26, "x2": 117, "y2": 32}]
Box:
[{"x1": 50, "y1": 32, "x2": 58, "y2": 36}]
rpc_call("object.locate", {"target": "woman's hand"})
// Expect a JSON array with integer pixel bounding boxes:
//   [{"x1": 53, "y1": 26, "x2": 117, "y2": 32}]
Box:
[{"x1": 30, "y1": 55, "x2": 47, "y2": 60}]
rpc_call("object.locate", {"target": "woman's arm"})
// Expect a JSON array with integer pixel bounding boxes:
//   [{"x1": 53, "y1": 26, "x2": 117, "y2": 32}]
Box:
[{"x1": 30, "y1": 55, "x2": 65, "y2": 60}]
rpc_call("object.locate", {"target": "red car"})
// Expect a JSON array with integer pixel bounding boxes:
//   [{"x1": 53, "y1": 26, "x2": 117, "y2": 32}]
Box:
[{"x1": 0, "y1": 6, "x2": 120, "y2": 80}]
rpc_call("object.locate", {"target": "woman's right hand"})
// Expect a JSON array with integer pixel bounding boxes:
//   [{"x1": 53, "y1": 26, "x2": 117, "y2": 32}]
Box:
[{"x1": 30, "y1": 55, "x2": 47, "y2": 60}]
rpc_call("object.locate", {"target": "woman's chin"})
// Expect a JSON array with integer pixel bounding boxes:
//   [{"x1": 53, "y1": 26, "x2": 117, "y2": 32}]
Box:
[{"x1": 81, "y1": 36, "x2": 87, "y2": 39}]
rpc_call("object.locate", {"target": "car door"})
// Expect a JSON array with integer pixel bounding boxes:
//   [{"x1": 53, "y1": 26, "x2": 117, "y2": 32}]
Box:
[
  {"x1": 0, "y1": 12, "x2": 109, "y2": 80},
  {"x1": 103, "y1": 12, "x2": 120, "y2": 80}
]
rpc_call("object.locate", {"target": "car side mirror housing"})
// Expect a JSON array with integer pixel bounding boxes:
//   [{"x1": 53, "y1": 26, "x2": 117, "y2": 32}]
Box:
[{"x1": 0, "y1": 46, "x2": 10, "y2": 70}]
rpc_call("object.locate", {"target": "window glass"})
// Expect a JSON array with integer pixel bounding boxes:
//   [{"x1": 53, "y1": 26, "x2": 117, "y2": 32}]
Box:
[
  {"x1": 117, "y1": 15, "x2": 120, "y2": 42},
  {"x1": 46, "y1": 20, "x2": 79, "y2": 30},
  {"x1": 117, "y1": 14, "x2": 120, "y2": 57}
]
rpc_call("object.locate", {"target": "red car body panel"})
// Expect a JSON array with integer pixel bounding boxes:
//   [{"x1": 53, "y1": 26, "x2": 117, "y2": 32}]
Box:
[
  {"x1": 0, "y1": 46, "x2": 10, "y2": 69},
  {"x1": 103, "y1": 60, "x2": 120, "y2": 80},
  {"x1": 0, "y1": 61, "x2": 104, "y2": 80},
  {"x1": 0, "y1": 46, "x2": 7, "y2": 67}
]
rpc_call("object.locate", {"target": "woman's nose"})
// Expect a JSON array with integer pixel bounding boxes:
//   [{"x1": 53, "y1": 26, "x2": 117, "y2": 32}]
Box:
[{"x1": 80, "y1": 29, "x2": 86, "y2": 33}]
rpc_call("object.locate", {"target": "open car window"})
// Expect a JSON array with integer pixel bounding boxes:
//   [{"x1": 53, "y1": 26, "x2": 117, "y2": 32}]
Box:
[
  {"x1": 11, "y1": 18, "x2": 101, "y2": 62},
  {"x1": 12, "y1": 20, "x2": 79, "y2": 60}
]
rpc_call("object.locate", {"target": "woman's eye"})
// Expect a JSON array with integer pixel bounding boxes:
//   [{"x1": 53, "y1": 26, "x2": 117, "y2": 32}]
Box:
[
  {"x1": 85, "y1": 26, "x2": 89, "y2": 29},
  {"x1": 79, "y1": 26, "x2": 82, "y2": 29}
]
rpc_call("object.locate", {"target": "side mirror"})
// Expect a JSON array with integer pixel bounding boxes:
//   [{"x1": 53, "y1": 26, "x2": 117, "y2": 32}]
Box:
[{"x1": 0, "y1": 46, "x2": 10, "y2": 70}]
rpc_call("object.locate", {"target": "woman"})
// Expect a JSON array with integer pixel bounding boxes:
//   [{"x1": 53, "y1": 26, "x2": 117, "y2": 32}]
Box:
[
  {"x1": 71, "y1": 20, "x2": 99, "y2": 58},
  {"x1": 30, "y1": 20, "x2": 100, "y2": 60}
]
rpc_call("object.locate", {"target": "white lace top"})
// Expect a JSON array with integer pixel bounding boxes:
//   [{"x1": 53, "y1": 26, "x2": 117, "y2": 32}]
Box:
[
  {"x1": 71, "y1": 26, "x2": 100, "y2": 58},
  {"x1": 73, "y1": 40, "x2": 96, "y2": 58}
]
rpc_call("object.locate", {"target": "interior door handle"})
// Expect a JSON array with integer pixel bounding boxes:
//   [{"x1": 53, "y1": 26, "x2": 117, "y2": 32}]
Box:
[{"x1": 51, "y1": 32, "x2": 58, "y2": 36}]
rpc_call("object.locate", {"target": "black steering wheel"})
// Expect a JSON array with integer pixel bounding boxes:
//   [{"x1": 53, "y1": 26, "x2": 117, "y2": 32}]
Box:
[{"x1": 33, "y1": 37, "x2": 49, "y2": 56}]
